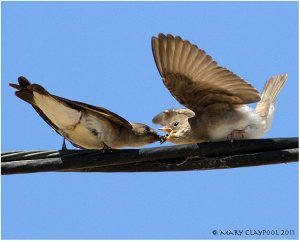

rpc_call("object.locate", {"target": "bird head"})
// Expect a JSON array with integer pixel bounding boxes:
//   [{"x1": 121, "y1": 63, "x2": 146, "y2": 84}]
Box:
[
  {"x1": 130, "y1": 123, "x2": 161, "y2": 146},
  {"x1": 158, "y1": 120, "x2": 188, "y2": 144}
]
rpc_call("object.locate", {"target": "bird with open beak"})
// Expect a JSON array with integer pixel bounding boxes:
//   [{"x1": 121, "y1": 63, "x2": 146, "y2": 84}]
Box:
[
  {"x1": 152, "y1": 34, "x2": 287, "y2": 145},
  {"x1": 10, "y1": 76, "x2": 160, "y2": 150}
]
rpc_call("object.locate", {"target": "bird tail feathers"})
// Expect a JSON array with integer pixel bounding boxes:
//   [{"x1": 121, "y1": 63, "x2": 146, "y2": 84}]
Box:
[
  {"x1": 9, "y1": 76, "x2": 35, "y2": 105},
  {"x1": 255, "y1": 74, "x2": 287, "y2": 120}
]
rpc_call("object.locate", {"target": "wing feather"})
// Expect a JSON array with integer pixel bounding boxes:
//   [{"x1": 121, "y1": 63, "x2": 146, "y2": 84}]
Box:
[
  {"x1": 53, "y1": 95, "x2": 132, "y2": 129},
  {"x1": 10, "y1": 77, "x2": 133, "y2": 132},
  {"x1": 152, "y1": 34, "x2": 261, "y2": 112}
]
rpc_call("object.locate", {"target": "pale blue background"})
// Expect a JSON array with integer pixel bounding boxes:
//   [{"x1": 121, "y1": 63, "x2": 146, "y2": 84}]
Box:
[{"x1": 2, "y1": 1, "x2": 298, "y2": 239}]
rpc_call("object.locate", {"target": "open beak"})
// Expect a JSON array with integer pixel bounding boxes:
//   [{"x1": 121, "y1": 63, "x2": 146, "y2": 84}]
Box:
[
  {"x1": 158, "y1": 127, "x2": 173, "y2": 144},
  {"x1": 158, "y1": 127, "x2": 172, "y2": 133}
]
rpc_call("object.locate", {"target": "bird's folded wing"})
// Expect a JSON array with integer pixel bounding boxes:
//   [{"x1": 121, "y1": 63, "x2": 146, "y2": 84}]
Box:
[
  {"x1": 11, "y1": 76, "x2": 132, "y2": 131},
  {"x1": 53, "y1": 95, "x2": 133, "y2": 129},
  {"x1": 152, "y1": 34, "x2": 261, "y2": 112},
  {"x1": 29, "y1": 105, "x2": 87, "y2": 149},
  {"x1": 31, "y1": 105, "x2": 62, "y2": 135},
  {"x1": 152, "y1": 108, "x2": 195, "y2": 126}
]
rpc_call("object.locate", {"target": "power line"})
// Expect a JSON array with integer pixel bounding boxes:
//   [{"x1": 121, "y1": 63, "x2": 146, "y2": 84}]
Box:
[{"x1": 2, "y1": 138, "x2": 298, "y2": 175}]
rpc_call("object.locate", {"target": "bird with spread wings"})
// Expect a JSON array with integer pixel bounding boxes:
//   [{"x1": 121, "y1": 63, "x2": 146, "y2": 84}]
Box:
[{"x1": 152, "y1": 34, "x2": 287, "y2": 144}]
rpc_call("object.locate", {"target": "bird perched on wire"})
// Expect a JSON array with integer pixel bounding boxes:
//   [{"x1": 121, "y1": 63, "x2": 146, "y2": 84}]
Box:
[
  {"x1": 10, "y1": 76, "x2": 160, "y2": 150},
  {"x1": 152, "y1": 34, "x2": 287, "y2": 144}
]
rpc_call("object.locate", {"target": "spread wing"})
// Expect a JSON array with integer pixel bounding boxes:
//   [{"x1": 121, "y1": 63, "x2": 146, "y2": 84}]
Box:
[
  {"x1": 152, "y1": 34, "x2": 261, "y2": 112},
  {"x1": 152, "y1": 108, "x2": 195, "y2": 126}
]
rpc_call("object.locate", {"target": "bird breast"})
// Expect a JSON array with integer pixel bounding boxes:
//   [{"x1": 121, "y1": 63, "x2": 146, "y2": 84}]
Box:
[{"x1": 202, "y1": 106, "x2": 263, "y2": 141}]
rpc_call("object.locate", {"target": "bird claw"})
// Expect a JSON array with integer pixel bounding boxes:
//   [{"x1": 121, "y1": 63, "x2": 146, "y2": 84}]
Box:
[
  {"x1": 101, "y1": 142, "x2": 112, "y2": 153},
  {"x1": 227, "y1": 129, "x2": 246, "y2": 143},
  {"x1": 102, "y1": 148, "x2": 113, "y2": 153}
]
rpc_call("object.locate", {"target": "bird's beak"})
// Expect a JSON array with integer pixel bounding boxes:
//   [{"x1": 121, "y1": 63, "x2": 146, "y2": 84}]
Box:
[
  {"x1": 158, "y1": 127, "x2": 173, "y2": 144},
  {"x1": 158, "y1": 127, "x2": 172, "y2": 133}
]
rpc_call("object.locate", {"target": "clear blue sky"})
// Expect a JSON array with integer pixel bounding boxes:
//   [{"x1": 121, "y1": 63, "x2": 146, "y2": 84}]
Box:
[{"x1": 2, "y1": 1, "x2": 298, "y2": 239}]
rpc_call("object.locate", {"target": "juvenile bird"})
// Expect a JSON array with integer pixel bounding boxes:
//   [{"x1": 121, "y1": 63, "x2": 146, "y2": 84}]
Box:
[
  {"x1": 10, "y1": 76, "x2": 160, "y2": 150},
  {"x1": 152, "y1": 34, "x2": 287, "y2": 144}
]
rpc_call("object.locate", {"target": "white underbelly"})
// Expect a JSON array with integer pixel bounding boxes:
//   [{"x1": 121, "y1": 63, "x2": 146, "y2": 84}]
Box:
[
  {"x1": 66, "y1": 124, "x2": 101, "y2": 149},
  {"x1": 208, "y1": 106, "x2": 264, "y2": 141}
]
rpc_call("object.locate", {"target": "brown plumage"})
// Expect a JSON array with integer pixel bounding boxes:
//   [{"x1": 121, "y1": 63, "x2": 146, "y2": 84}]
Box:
[
  {"x1": 255, "y1": 75, "x2": 287, "y2": 119},
  {"x1": 10, "y1": 76, "x2": 160, "y2": 149},
  {"x1": 152, "y1": 34, "x2": 261, "y2": 112},
  {"x1": 152, "y1": 34, "x2": 287, "y2": 144}
]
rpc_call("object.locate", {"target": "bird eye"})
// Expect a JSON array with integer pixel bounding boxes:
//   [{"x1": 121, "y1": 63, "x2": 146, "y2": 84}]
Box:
[
  {"x1": 173, "y1": 122, "x2": 179, "y2": 127},
  {"x1": 144, "y1": 126, "x2": 150, "y2": 132}
]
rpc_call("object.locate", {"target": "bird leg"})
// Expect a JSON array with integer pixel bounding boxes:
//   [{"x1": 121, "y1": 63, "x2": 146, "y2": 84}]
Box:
[
  {"x1": 227, "y1": 129, "x2": 246, "y2": 143},
  {"x1": 59, "y1": 129, "x2": 68, "y2": 151},
  {"x1": 61, "y1": 137, "x2": 67, "y2": 150},
  {"x1": 101, "y1": 142, "x2": 112, "y2": 153}
]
